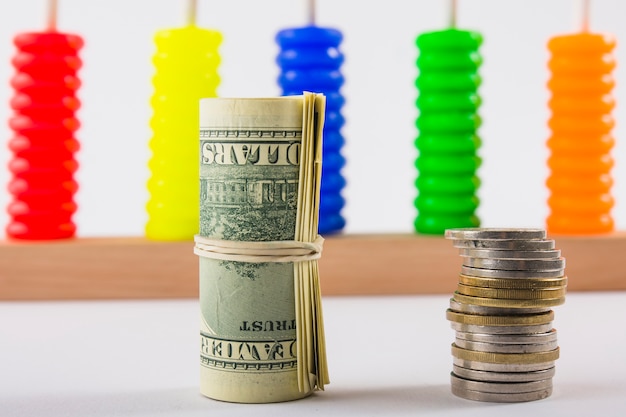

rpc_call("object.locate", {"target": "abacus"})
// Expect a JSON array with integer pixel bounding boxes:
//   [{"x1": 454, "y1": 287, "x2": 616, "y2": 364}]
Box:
[
  {"x1": 6, "y1": 4, "x2": 82, "y2": 240},
  {"x1": 1, "y1": 0, "x2": 626, "y2": 300}
]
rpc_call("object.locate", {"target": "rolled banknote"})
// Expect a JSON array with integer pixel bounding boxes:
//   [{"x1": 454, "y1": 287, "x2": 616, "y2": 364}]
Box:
[{"x1": 195, "y1": 93, "x2": 329, "y2": 403}]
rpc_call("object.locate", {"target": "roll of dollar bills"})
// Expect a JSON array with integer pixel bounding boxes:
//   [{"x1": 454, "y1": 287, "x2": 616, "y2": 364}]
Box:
[{"x1": 195, "y1": 93, "x2": 329, "y2": 403}]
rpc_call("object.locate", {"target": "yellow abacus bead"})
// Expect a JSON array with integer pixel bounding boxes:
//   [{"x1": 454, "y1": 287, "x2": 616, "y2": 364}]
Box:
[{"x1": 146, "y1": 26, "x2": 222, "y2": 240}]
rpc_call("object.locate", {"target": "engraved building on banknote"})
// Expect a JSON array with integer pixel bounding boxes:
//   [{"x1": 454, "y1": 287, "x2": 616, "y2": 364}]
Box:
[{"x1": 200, "y1": 178, "x2": 298, "y2": 208}]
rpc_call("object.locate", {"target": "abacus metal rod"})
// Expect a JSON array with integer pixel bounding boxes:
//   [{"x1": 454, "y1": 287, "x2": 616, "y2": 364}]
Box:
[
  {"x1": 581, "y1": 0, "x2": 590, "y2": 32},
  {"x1": 308, "y1": 0, "x2": 316, "y2": 25},
  {"x1": 450, "y1": 0, "x2": 457, "y2": 28},
  {"x1": 48, "y1": 0, "x2": 58, "y2": 31},
  {"x1": 188, "y1": 0, "x2": 198, "y2": 26}
]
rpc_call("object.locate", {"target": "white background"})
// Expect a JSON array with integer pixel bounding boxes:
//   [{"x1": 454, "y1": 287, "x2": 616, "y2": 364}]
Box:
[
  {"x1": 2, "y1": 293, "x2": 626, "y2": 415},
  {"x1": 0, "y1": 0, "x2": 625, "y2": 238}
]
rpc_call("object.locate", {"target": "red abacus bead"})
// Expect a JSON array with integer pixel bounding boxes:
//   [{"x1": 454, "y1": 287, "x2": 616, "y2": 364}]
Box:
[{"x1": 5, "y1": 31, "x2": 83, "y2": 240}]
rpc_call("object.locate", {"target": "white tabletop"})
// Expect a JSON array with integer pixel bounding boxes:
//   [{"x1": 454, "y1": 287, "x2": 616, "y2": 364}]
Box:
[{"x1": 2, "y1": 292, "x2": 625, "y2": 416}]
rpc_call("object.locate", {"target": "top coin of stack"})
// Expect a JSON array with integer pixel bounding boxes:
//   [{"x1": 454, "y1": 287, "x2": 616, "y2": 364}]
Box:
[
  {"x1": 446, "y1": 228, "x2": 566, "y2": 309},
  {"x1": 443, "y1": 228, "x2": 567, "y2": 403}
]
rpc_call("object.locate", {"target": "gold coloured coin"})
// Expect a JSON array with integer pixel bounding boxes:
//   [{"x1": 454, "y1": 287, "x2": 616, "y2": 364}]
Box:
[
  {"x1": 451, "y1": 343, "x2": 560, "y2": 364},
  {"x1": 458, "y1": 274, "x2": 567, "y2": 290},
  {"x1": 453, "y1": 292, "x2": 566, "y2": 308},
  {"x1": 456, "y1": 284, "x2": 567, "y2": 300},
  {"x1": 446, "y1": 309, "x2": 554, "y2": 326}
]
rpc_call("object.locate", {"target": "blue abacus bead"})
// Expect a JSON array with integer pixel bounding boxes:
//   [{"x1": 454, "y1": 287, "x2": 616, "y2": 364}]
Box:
[
  {"x1": 324, "y1": 110, "x2": 345, "y2": 131},
  {"x1": 276, "y1": 26, "x2": 342, "y2": 48},
  {"x1": 277, "y1": 46, "x2": 344, "y2": 69},
  {"x1": 319, "y1": 215, "x2": 346, "y2": 234},
  {"x1": 321, "y1": 171, "x2": 347, "y2": 193},
  {"x1": 319, "y1": 193, "x2": 346, "y2": 233},
  {"x1": 322, "y1": 150, "x2": 346, "y2": 166},
  {"x1": 276, "y1": 25, "x2": 347, "y2": 235},
  {"x1": 323, "y1": 131, "x2": 345, "y2": 152},
  {"x1": 278, "y1": 69, "x2": 344, "y2": 90},
  {"x1": 325, "y1": 91, "x2": 345, "y2": 109}
]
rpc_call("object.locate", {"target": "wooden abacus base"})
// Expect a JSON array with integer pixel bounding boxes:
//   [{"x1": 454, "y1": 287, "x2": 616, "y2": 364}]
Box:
[{"x1": 1, "y1": 232, "x2": 625, "y2": 300}]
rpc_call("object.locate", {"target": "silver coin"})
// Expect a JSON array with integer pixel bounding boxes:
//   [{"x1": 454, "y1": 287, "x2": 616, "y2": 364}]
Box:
[
  {"x1": 459, "y1": 248, "x2": 561, "y2": 259},
  {"x1": 451, "y1": 238, "x2": 556, "y2": 250},
  {"x1": 451, "y1": 373, "x2": 553, "y2": 394},
  {"x1": 445, "y1": 228, "x2": 547, "y2": 241},
  {"x1": 451, "y1": 385, "x2": 552, "y2": 402},
  {"x1": 455, "y1": 329, "x2": 558, "y2": 345},
  {"x1": 453, "y1": 357, "x2": 555, "y2": 372},
  {"x1": 449, "y1": 298, "x2": 550, "y2": 315},
  {"x1": 463, "y1": 257, "x2": 566, "y2": 271},
  {"x1": 454, "y1": 338, "x2": 559, "y2": 353},
  {"x1": 451, "y1": 322, "x2": 554, "y2": 335},
  {"x1": 461, "y1": 266, "x2": 565, "y2": 278},
  {"x1": 452, "y1": 364, "x2": 556, "y2": 382}
]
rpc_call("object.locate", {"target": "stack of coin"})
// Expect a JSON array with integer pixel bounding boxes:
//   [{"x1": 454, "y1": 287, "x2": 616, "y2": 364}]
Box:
[{"x1": 443, "y1": 228, "x2": 567, "y2": 402}]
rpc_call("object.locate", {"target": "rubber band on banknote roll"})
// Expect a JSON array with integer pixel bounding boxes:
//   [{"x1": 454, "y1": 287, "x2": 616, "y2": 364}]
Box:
[{"x1": 194, "y1": 234, "x2": 324, "y2": 263}]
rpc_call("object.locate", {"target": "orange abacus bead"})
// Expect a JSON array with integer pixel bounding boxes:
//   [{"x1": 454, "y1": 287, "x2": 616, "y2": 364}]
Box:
[
  {"x1": 549, "y1": 55, "x2": 616, "y2": 74},
  {"x1": 547, "y1": 75, "x2": 614, "y2": 94},
  {"x1": 548, "y1": 193, "x2": 614, "y2": 213},
  {"x1": 547, "y1": 134, "x2": 614, "y2": 154},
  {"x1": 546, "y1": 174, "x2": 613, "y2": 193},
  {"x1": 548, "y1": 154, "x2": 613, "y2": 174},
  {"x1": 548, "y1": 114, "x2": 614, "y2": 134},
  {"x1": 548, "y1": 32, "x2": 615, "y2": 52},
  {"x1": 549, "y1": 94, "x2": 614, "y2": 114},
  {"x1": 545, "y1": 32, "x2": 616, "y2": 235},
  {"x1": 548, "y1": 134, "x2": 615, "y2": 154},
  {"x1": 547, "y1": 214, "x2": 614, "y2": 234}
]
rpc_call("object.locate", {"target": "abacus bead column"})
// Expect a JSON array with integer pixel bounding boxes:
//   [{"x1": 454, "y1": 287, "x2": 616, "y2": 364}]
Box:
[
  {"x1": 414, "y1": 29, "x2": 482, "y2": 235},
  {"x1": 6, "y1": 32, "x2": 83, "y2": 240},
  {"x1": 146, "y1": 27, "x2": 222, "y2": 240},
  {"x1": 546, "y1": 33, "x2": 616, "y2": 234},
  {"x1": 276, "y1": 25, "x2": 346, "y2": 235}
]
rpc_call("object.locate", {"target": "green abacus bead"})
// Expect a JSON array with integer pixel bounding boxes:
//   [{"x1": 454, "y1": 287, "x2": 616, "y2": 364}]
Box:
[
  {"x1": 414, "y1": 27, "x2": 483, "y2": 236},
  {"x1": 416, "y1": 29, "x2": 483, "y2": 51},
  {"x1": 415, "y1": 72, "x2": 482, "y2": 91},
  {"x1": 414, "y1": 213, "x2": 480, "y2": 235},
  {"x1": 415, "y1": 134, "x2": 481, "y2": 154},
  {"x1": 416, "y1": 113, "x2": 482, "y2": 133},
  {"x1": 416, "y1": 92, "x2": 481, "y2": 112},
  {"x1": 415, "y1": 154, "x2": 481, "y2": 174},
  {"x1": 414, "y1": 194, "x2": 479, "y2": 213},
  {"x1": 415, "y1": 175, "x2": 481, "y2": 194},
  {"x1": 417, "y1": 51, "x2": 482, "y2": 71}
]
